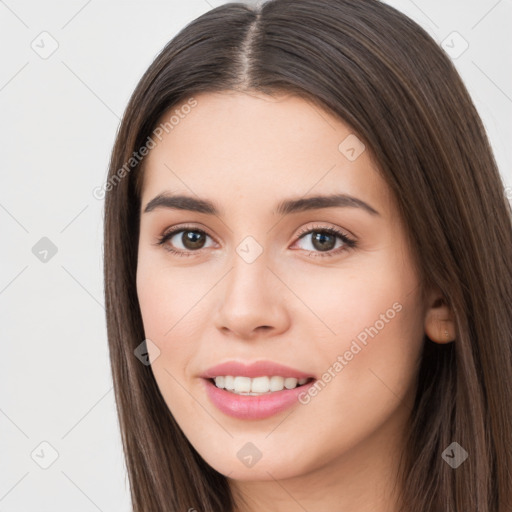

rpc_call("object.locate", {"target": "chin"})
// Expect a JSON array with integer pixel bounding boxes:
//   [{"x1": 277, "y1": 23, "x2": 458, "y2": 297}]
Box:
[{"x1": 200, "y1": 445, "x2": 312, "y2": 482}]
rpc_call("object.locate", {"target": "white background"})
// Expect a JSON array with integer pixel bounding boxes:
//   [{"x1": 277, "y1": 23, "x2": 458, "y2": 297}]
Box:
[{"x1": 1, "y1": 0, "x2": 510, "y2": 510}]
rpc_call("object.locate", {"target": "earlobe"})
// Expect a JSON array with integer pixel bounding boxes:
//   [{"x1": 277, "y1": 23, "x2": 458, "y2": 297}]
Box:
[{"x1": 424, "y1": 293, "x2": 456, "y2": 344}]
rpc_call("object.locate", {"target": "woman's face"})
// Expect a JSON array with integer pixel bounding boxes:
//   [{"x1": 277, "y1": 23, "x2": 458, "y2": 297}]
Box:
[{"x1": 136, "y1": 90, "x2": 426, "y2": 489}]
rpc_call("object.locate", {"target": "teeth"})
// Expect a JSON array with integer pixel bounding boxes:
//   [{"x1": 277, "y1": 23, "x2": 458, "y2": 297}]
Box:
[
  {"x1": 213, "y1": 376, "x2": 310, "y2": 394},
  {"x1": 234, "y1": 376, "x2": 251, "y2": 393},
  {"x1": 252, "y1": 376, "x2": 270, "y2": 393},
  {"x1": 224, "y1": 375, "x2": 234, "y2": 390}
]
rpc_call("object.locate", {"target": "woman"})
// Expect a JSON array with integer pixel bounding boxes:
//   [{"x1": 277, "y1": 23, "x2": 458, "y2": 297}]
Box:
[{"x1": 103, "y1": 0, "x2": 512, "y2": 510}]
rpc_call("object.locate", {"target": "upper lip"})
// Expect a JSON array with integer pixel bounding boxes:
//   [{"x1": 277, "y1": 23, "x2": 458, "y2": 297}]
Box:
[{"x1": 200, "y1": 360, "x2": 316, "y2": 380}]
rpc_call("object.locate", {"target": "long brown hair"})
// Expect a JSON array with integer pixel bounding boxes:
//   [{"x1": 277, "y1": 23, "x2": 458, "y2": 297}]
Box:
[{"x1": 103, "y1": 1, "x2": 512, "y2": 510}]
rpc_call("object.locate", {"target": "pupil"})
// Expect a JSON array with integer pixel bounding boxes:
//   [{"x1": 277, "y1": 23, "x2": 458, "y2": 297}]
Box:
[
  {"x1": 183, "y1": 231, "x2": 205, "y2": 249},
  {"x1": 312, "y1": 231, "x2": 335, "y2": 251}
]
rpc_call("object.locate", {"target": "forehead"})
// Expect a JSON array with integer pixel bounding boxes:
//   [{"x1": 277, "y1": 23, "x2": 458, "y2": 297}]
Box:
[{"x1": 140, "y1": 90, "x2": 393, "y2": 217}]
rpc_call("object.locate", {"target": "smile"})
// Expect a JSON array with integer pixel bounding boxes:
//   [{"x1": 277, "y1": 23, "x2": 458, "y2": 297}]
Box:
[
  {"x1": 211, "y1": 375, "x2": 312, "y2": 394},
  {"x1": 203, "y1": 376, "x2": 316, "y2": 420}
]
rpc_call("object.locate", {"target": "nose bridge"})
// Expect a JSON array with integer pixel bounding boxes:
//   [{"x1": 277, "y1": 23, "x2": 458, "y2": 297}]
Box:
[
  {"x1": 213, "y1": 235, "x2": 289, "y2": 337},
  {"x1": 224, "y1": 238, "x2": 272, "y2": 307}
]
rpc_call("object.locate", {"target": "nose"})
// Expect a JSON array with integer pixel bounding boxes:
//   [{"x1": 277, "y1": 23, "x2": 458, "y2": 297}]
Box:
[{"x1": 213, "y1": 249, "x2": 291, "y2": 340}]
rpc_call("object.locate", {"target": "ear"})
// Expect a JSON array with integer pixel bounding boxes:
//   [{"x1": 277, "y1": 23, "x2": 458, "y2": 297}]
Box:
[{"x1": 424, "y1": 288, "x2": 456, "y2": 344}]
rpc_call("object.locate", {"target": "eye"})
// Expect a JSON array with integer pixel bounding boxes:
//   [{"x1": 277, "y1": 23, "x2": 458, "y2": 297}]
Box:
[
  {"x1": 155, "y1": 225, "x2": 216, "y2": 256},
  {"x1": 155, "y1": 223, "x2": 357, "y2": 258},
  {"x1": 292, "y1": 225, "x2": 357, "y2": 258}
]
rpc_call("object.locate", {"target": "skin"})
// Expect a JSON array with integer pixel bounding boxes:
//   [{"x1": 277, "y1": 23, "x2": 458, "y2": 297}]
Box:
[{"x1": 136, "y1": 90, "x2": 455, "y2": 512}]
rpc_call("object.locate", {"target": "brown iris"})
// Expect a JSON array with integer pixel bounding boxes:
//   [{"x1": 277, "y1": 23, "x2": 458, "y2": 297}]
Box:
[
  {"x1": 181, "y1": 230, "x2": 206, "y2": 250},
  {"x1": 310, "y1": 231, "x2": 336, "y2": 251}
]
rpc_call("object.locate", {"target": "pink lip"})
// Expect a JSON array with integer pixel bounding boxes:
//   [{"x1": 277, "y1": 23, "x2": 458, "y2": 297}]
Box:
[
  {"x1": 202, "y1": 377, "x2": 316, "y2": 420},
  {"x1": 200, "y1": 360, "x2": 316, "y2": 420},
  {"x1": 200, "y1": 360, "x2": 315, "y2": 380}
]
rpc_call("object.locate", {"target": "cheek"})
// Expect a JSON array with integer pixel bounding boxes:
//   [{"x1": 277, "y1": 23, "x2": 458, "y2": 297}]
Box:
[
  {"x1": 136, "y1": 265, "x2": 171, "y2": 339},
  {"x1": 296, "y1": 263, "x2": 424, "y2": 420},
  {"x1": 279, "y1": 253, "x2": 421, "y2": 346},
  {"x1": 136, "y1": 258, "x2": 205, "y2": 339},
  {"x1": 136, "y1": 258, "x2": 215, "y2": 391},
  {"x1": 282, "y1": 249, "x2": 424, "y2": 396},
  {"x1": 136, "y1": 262, "x2": 202, "y2": 413}
]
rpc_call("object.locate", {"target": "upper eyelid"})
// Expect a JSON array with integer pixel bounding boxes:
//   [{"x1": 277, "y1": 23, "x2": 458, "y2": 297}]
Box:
[
  {"x1": 295, "y1": 223, "x2": 355, "y2": 239},
  {"x1": 160, "y1": 224, "x2": 217, "y2": 243},
  {"x1": 160, "y1": 223, "x2": 350, "y2": 239}
]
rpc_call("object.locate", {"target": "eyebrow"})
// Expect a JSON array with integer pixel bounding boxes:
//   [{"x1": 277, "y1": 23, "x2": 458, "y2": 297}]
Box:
[{"x1": 143, "y1": 192, "x2": 380, "y2": 217}]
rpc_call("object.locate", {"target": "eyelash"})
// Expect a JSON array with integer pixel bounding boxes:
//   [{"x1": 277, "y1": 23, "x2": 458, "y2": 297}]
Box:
[{"x1": 155, "y1": 223, "x2": 357, "y2": 258}]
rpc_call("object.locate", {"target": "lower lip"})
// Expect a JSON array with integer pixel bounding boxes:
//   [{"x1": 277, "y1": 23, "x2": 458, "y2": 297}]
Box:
[{"x1": 202, "y1": 378, "x2": 316, "y2": 420}]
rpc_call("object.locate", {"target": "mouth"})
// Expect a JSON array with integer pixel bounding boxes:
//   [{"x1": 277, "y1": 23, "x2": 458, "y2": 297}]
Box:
[
  {"x1": 202, "y1": 376, "x2": 317, "y2": 420},
  {"x1": 200, "y1": 360, "x2": 317, "y2": 419},
  {"x1": 208, "y1": 375, "x2": 316, "y2": 396}
]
